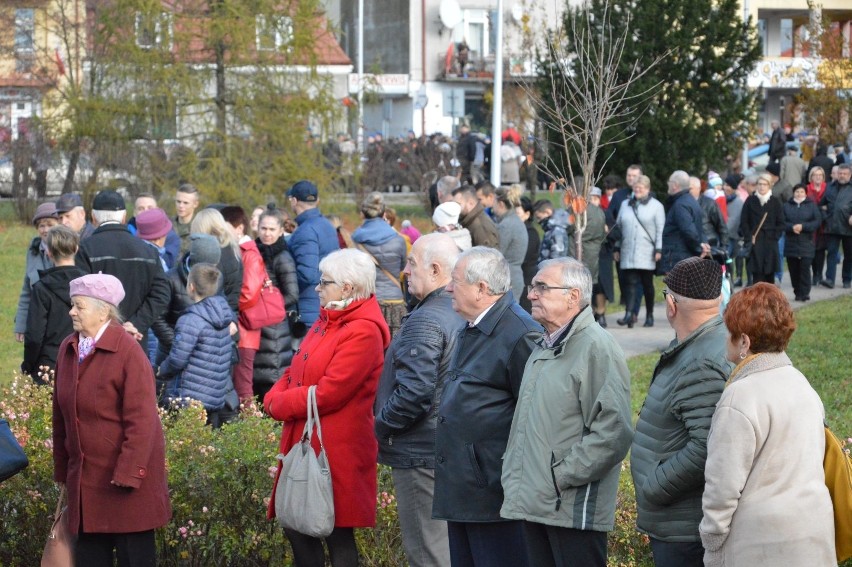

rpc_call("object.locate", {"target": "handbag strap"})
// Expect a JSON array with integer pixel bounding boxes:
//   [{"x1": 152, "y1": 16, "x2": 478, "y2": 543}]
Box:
[
  {"x1": 355, "y1": 243, "x2": 402, "y2": 290},
  {"x1": 300, "y1": 386, "x2": 325, "y2": 449},
  {"x1": 630, "y1": 199, "x2": 657, "y2": 247},
  {"x1": 55, "y1": 485, "x2": 66, "y2": 518}
]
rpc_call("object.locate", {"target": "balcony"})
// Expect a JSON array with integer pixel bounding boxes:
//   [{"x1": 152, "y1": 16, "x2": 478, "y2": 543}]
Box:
[{"x1": 439, "y1": 53, "x2": 537, "y2": 82}]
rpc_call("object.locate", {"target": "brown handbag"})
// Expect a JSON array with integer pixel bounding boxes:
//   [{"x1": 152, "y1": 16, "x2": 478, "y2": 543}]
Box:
[{"x1": 41, "y1": 486, "x2": 75, "y2": 567}]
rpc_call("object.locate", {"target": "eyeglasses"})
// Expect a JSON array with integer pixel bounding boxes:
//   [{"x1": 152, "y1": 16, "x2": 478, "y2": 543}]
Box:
[
  {"x1": 527, "y1": 283, "x2": 571, "y2": 296},
  {"x1": 662, "y1": 289, "x2": 678, "y2": 304},
  {"x1": 318, "y1": 279, "x2": 338, "y2": 287}
]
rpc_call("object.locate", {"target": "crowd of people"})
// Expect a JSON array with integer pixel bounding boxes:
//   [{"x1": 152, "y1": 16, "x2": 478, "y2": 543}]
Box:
[{"x1": 11, "y1": 128, "x2": 850, "y2": 566}]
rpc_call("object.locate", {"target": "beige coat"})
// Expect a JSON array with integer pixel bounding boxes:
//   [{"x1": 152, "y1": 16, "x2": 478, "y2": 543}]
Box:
[{"x1": 699, "y1": 352, "x2": 836, "y2": 567}]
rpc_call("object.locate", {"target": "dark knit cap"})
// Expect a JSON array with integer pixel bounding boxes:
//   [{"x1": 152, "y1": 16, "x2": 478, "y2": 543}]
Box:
[
  {"x1": 663, "y1": 257, "x2": 722, "y2": 300},
  {"x1": 188, "y1": 234, "x2": 221, "y2": 266},
  {"x1": 724, "y1": 173, "x2": 743, "y2": 189}
]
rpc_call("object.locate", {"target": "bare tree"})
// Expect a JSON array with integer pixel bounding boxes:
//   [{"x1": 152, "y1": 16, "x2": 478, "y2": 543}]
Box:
[{"x1": 528, "y1": 2, "x2": 665, "y2": 260}]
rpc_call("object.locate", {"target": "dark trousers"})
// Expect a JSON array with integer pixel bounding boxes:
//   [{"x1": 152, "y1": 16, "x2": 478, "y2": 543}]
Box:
[
  {"x1": 826, "y1": 234, "x2": 852, "y2": 284},
  {"x1": 649, "y1": 538, "x2": 704, "y2": 567},
  {"x1": 447, "y1": 520, "x2": 529, "y2": 567},
  {"x1": 522, "y1": 521, "x2": 607, "y2": 567},
  {"x1": 751, "y1": 271, "x2": 775, "y2": 284},
  {"x1": 75, "y1": 530, "x2": 156, "y2": 567},
  {"x1": 786, "y1": 256, "x2": 813, "y2": 299},
  {"x1": 625, "y1": 269, "x2": 654, "y2": 316},
  {"x1": 812, "y1": 246, "x2": 828, "y2": 282},
  {"x1": 284, "y1": 527, "x2": 358, "y2": 567}
]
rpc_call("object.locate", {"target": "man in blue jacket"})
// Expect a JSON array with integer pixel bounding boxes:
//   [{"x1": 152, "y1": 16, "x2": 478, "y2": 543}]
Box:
[
  {"x1": 286, "y1": 180, "x2": 339, "y2": 326},
  {"x1": 661, "y1": 170, "x2": 710, "y2": 273},
  {"x1": 375, "y1": 233, "x2": 464, "y2": 567},
  {"x1": 433, "y1": 246, "x2": 542, "y2": 567}
]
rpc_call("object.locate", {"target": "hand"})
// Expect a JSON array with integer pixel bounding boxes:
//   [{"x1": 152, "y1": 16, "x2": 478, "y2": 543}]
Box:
[
  {"x1": 654, "y1": 252, "x2": 662, "y2": 262},
  {"x1": 793, "y1": 224, "x2": 802, "y2": 234},
  {"x1": 229, "y1": 321, "x2": 238, "y2": 336},
  {"x1": 700, "y1": 243, "x2": 711, "y2": 258},
  {"x1": 110, "y1": 480, "x2": 131, "y2": 488},
  {"x1": 14, "y1": 333, "x2": 24, "y2": 343},
  {"x1": 848, "y1": 215, "x2": 852, "y2": 227},
  {"x1": 122, "y1": 322, "x2": 143, "y2": 341},
  {"x1": 613, "y1": 251, "x2": 620, "y2": 263}
]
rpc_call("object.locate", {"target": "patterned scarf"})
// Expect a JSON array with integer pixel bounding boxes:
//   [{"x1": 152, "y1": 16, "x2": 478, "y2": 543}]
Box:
[{"x1": 78, "y1": 336, "x2": 95, "y2": 363}]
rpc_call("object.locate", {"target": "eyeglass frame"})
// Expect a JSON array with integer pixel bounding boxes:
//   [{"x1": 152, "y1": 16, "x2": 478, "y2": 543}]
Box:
[
  {"x1": 662, "y1": 288, "x2": 679, "y2": 304},
  {"x1": 526, "y1": 282, "x2": 572, "y2": 296},
  {"x1": 318, "y1": 279, "x2": 339, "y2": 287}
]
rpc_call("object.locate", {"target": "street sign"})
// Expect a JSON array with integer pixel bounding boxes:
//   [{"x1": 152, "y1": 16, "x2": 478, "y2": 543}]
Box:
[{"x1": 442, "y1": 88, "x2": 465, "y2": 118}]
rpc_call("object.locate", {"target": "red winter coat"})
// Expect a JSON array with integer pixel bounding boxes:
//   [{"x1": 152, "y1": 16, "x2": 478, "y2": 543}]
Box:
[
  {"x1": 264, "y1": 295, "x2": 390, "y2": 527},
  {"x1": 53, "y1": 322, "x2": 171, "y2": 534},
  {"x1": 238, "y1": 239, "x2": 265, "y2": 351}
]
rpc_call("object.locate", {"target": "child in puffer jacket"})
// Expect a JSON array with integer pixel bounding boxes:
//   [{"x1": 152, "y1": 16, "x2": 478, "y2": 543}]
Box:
[{"x1": 158, "y1": 263, "x2": 237, "y2": 427}]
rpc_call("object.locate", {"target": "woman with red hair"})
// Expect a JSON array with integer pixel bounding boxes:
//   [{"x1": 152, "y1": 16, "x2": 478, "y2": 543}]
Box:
[{"x1": 699, "y1": 283, "x2": 835, "y2": 566}]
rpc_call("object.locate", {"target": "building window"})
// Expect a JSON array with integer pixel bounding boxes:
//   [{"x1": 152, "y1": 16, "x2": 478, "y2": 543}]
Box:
[
  {"x1": 780, "y1": 18, "x2": 794, "y2": 57},
  {"x1": 463, "y1": 9, "x2": 489, "y2": 58},
  {"x1": 757, "y1": 19, "x2": 767, "y2": 57},
  {"x1": 15, "y1": 9, "x2": 35, "y2": 52},
  {"x1": 15, "y1": 8, "x2": 35, "y2": 73},
  {"x1": 135, "y1": 12, "x2": 172, "y2": 50},
  {"x1": 256, "y1": 15, "x2": 293, "y2": 51}
]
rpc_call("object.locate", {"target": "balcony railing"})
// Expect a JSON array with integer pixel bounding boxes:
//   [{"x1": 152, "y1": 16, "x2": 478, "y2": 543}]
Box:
[{"x1": 439, "y1": 53, "x2": 537, "y2": 81}]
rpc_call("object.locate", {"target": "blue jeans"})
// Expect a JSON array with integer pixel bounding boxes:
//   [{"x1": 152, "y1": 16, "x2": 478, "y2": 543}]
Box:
[
  {"x1": 649, "y1": 538, "x2": 704, "y2": 567},
  {"x1": 447, "y1": 520, "x2": 529, "y2": 567}
]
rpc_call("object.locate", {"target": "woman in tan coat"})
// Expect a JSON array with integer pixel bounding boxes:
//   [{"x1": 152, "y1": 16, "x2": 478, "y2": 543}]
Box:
[{"x1": 700, "y1": 283, "x2": 835, "y2": 566}]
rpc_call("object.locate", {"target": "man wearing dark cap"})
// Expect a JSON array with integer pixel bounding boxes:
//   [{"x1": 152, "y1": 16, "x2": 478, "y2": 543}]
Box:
[
  {"x1": 56, "y1": 193, "x2": 95, "y2": 240},
  {"x1": 630, "y1": 257, "x2": 733, "y2": 567},
  {"x1": 286, "y1": 180, "x2": 339, "y2": 326},
  {"x1": 76, "y1": 190, "x2": 170, "y2": 349}
]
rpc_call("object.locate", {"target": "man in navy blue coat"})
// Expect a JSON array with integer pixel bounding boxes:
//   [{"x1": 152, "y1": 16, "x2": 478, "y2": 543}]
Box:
[{"x1": 661, "y1": 170, "x2": 710, "y2": 274}]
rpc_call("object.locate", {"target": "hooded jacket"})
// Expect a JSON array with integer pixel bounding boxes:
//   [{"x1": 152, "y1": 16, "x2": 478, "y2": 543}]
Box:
[
  {"x1": 159, "y1": 294, "x2": 235, "y2": 411},
  {"x1": 15, "y1": 236, "x2": 53, "y2": 335},
  {"x1": 22, "y1": 265, "x2": 87, "y2": 377},
  {"x1": 352, "y1": 217, "x2": 407, "y2": 302},
  {"x1": 265, "y1": 296, "x2": 391, "y2": 526},
  {"x1": 539, "y1": 208, "x2": 571, "y2": 262}
]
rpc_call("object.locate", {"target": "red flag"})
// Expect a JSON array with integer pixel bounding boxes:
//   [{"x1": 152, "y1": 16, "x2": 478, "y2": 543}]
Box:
[{"x1": 55, "y1": 45, "x2": 66, "y2": 76}]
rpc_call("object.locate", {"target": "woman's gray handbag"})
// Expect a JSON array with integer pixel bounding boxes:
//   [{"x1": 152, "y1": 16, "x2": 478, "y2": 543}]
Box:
[{"x1": 274, "y1": 385, "x2": 334, "y2": 537}]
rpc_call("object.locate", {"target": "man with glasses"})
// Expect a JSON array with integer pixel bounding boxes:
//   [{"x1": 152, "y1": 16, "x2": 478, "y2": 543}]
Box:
[
  {"x1": 630, "y1": 257, "x2": 733, "y2": 567},
  {"x1": 500, "y1": 257, "x2": 633, "y2": 567},
  {"x1": 433, "y1": 246, "x2": 541, "y2": 567}
]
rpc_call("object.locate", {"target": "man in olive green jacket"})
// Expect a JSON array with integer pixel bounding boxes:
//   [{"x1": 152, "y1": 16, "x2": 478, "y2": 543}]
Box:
[
  {"x1": 630, "y1": 257, "x2": 733, "y2": 567},
  {"x1": 501, "y1": 257, "x2": 633, "y2": 567}
]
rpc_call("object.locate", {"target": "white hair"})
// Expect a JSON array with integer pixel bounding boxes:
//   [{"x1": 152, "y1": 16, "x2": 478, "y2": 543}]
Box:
[
  {"x1": 319, "y1": 249, "x2": 376, "y2": 300},
  {"x1": 457, "y1": 246, "x2": 510, "y2": 295},
  {"x1": 417, "y1": 233, "x2": 460, "y2": 273},
  {"x1": 668, "y1": 170, "x2": 690, "y2": 193},
  {"x1": 92, "y1": 209, "x2": 126, "y2": 224},
  {"x1": 539, "y1": 257, "x2": 593, "y2": 308}
]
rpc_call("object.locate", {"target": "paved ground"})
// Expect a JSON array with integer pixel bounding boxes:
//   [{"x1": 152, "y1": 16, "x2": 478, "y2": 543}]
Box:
[{"x1": 605, "y1": 272, "x2": 852, "y2": 359}]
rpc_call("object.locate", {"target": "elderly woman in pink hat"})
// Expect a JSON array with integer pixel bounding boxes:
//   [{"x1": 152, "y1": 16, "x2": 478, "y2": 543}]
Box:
[{"x1": 53, "y1": 273, "x2": 171, "y2": 566}]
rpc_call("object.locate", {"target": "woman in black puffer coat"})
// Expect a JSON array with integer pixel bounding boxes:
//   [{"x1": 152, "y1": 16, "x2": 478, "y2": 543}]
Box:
[
  {"x1": 783, "y1": 184, "x2": 822, "y2": 302},
  {"x1": 253, "y1": 207, "x2": 300, "y2": 400}
]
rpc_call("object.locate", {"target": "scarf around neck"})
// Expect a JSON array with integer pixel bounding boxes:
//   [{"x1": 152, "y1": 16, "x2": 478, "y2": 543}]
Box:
[{"x1": 255, "y1": 236, "x2": 288, "y2": 268}]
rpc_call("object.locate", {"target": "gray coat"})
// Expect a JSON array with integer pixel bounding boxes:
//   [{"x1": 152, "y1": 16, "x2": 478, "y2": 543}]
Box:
[
  {"x1": 616, "y1": 197, "x2": 665, "y2": 271},
  {"x1": 630, "y1": 317, "x2": 733, "y2": 542},
  {"x1": 15, "y1": 237, "x2": 53, "y2": 334},
  {"x1": 374, "y1": 287, "x2": 464, "y2": 468},
  {"x1": 496, "y1": 209, "x2": 529, "y2": 301}
]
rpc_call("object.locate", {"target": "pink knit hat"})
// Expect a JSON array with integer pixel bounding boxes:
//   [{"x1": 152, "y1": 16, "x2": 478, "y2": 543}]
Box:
[{"x1": 69, "y1": 273, "x2": 125, "y2": 306}]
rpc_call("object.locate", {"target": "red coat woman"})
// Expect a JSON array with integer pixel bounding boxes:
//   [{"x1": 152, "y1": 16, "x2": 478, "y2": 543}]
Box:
[
  {"x1": 265, "y1": 249, "x2": 390, "y2": 566},
  {"x1": 53, "y1": 273, "x2": 170, "y2": 564}
]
